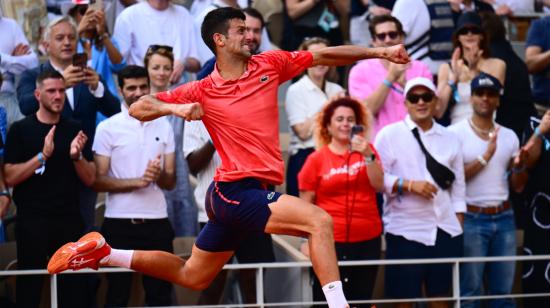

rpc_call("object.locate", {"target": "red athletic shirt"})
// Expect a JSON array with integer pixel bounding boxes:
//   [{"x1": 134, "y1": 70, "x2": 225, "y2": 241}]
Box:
[
  {"x1": 156, "y1": 50, "x2": 313, "y2": 185},
  {"x1": 298, "y1": 146, "x2": 382, "y2": 243}
]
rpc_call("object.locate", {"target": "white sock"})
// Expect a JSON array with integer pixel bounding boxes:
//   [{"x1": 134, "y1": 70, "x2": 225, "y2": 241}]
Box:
[
  {"x1": 322, "y1": 281, "x2": 348, "y2": 308},
  {"x1": 100, "y1": 249, "x2": 134, "y2": 268}
]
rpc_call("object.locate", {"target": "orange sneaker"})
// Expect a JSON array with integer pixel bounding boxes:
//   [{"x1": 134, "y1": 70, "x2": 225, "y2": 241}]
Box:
[{"x1": 47, "y1": 231, "x2": 111, "y2": 274}]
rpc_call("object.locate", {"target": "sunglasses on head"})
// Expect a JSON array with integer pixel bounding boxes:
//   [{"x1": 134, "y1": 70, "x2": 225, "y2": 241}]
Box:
[
  {"x1": 407, "y1": 92, "x2": 435, "y2": 104},
  {"x1": 147, "y1": 44, "x2": 174, "y2": 53},
  {"x1": 375, "y1": 31, "x2": 400, "y2": 41},
  {"x1": 457, "y1": 26, "x2": 482, "y2": 36}
]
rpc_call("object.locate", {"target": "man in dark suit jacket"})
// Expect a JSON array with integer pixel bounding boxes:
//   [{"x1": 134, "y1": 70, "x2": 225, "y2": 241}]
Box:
[{"x1": 16, "y1": 16, "x2": 120, "y2": 232}]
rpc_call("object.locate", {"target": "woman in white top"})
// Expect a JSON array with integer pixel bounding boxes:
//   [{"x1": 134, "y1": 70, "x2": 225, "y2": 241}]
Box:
[
  {"x1": 144, "y1": 45, "x2": 198, "y2": 236},
  {"x1": 284, "y1": 37, "x2": 344, "y2": 196},
  {"x1": 436, "y1": 12, "x2": 505, "y2": 125}
]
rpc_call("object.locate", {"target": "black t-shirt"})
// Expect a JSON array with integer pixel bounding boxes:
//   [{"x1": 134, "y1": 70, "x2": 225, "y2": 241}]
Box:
[{"x1": 5, "y1": 115, "x2": 81, "y2": 217}]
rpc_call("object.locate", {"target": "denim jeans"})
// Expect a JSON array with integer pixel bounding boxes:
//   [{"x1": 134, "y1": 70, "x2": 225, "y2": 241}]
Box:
[{"x1": 460, "y1": 209, "x2": 516, "y2": 308}]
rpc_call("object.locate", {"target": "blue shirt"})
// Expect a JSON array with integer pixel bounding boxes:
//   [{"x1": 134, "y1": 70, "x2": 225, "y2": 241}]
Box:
[
  {"x1": 526, "y1": 16, "x2": 550, "y2": 104},
  {"x1": 77, "y1": 37, "x2": 126, "y2": 101}
]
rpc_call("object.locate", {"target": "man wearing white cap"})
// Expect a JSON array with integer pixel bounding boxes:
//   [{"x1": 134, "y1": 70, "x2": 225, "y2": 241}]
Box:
[{"x1": 374, "y1": 77, "x2": 466, "y2": 306}]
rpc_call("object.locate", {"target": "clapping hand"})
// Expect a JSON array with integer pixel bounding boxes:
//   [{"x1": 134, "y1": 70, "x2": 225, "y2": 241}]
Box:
[
  {"x1": 42, "y1": 126, "x2": 56, "y2": 159},
  {"x1": 140, "y1": 155, "x2": 162, "y2": 187},
  {"x1": 70, "y1": 131, "x2": 88, "y2": 160}
]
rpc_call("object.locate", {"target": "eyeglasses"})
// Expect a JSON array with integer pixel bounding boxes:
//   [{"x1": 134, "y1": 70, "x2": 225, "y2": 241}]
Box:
[
  {"x1": 147, "y1": 44, "x2": 174, "y2": 54},
  {"x1": 375, "y1": 31, "x2": 400, "y2": 41},
  {"x1": 406, "y1": 92, "x2": 435, "y2": 104},
  {"x1": 457, "y1": 26, "x2": 482, "y2": 36}
]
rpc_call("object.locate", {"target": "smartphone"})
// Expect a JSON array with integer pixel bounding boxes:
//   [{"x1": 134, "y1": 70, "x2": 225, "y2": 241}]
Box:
[
  {"x1": 89, "y1": 0, "x2": 103, "y2": 11},
  {"x1": 350, "y1": 124, "x2": 364, "y2": 139},
  {"x1": 72, "y1": 53, "x2": 87, "y2": 69}
]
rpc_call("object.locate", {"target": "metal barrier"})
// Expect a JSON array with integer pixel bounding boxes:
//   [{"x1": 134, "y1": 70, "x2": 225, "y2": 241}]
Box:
[{"x1": 2, "y1": 254, "x2": 550, "y2": 307}]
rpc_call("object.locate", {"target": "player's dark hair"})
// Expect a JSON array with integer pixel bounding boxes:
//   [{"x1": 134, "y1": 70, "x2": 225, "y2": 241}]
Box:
[{"x1": 201, "y1": 7, "x2": 246, "y2": 55}]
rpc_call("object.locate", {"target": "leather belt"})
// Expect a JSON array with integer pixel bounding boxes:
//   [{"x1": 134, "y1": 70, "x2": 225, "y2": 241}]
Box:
[
  {"x1": 106, "y1": 218, "x2": 167, "y2": 225},
  {"x1": 467, "y1": 201, "x2": 510, "y2": 215}
]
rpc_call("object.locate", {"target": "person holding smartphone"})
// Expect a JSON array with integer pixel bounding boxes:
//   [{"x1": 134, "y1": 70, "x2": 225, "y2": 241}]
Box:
[
  {"x1": 298, "y1": 96, "x2": 384, "y2": 307},
  {"x1": 16, "y1": 16, "x2": 120, "y2": 232},
  {"x1": 436, "y1": 12, "x2": 506, "y2": 125}
]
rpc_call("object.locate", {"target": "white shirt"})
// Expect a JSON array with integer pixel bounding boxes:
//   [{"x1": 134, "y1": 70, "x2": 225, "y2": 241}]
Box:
[
  {"x1": 183, "y1": 120, "x2": 221, "y2": 223},
  {"x1": 494, "y1": 0, "x2": 534, "y2": 13},
  {"x1": 194, "y1": 0, "x2": 272, "y2": 65},
  {"x1": 392, "y1": 0, "x2": 447, "y2": 75},
  {"x1": 449, "y1": 119, "x2": 519, "y2": 207},
  {"x1": 92, "y1": 106, "x2": 175, "y2": 218},
  {"x1": 113, "y1": 2, "x2": 200, "y2": 66},
  {"x1": 374, "y1": 116, "x2": 466, "y2": 246},
  {"x1": 0, "y1": 16, "x2": 38, "y2": 93},
  {"x1": 284, "y1": 75, "x2": 343, "y2": 155}
]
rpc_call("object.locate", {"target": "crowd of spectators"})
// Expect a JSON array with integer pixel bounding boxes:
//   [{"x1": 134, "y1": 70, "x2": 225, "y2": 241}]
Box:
[{"x1": 0, "y1": 0, "x2": 550, "y2": 306}]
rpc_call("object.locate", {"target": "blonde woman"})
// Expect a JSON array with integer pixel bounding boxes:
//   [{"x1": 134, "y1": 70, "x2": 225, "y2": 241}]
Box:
[{"x1": 144, "y1": 45, "x2": 198, "y2": 236}]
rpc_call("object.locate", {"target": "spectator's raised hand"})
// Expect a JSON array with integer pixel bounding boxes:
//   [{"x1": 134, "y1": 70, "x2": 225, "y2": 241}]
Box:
[
  {"x1": 63, "y1": 65, "x2": 86, "y2": 88},
  {"x1": 77, "y1": 8, "x2": 98, "y2": 36},
  {"x1": 513, "y1": 147, "x2": 529, "y2": 169},
  {"x1": 495, "y1": 4, "x2": 512, "y2": 16},
  {"x1": 409, "y1": 180, "x2": 438, "y2": 199},
  {"x1": 484, "y1": 126, "x2": 499, "y2": 161},
  {"x1": 83, "y1": 67, "x2": 100, "y2": 90},
  {"x1": 462, "y1": 44, "x2": 483, "y2": 69},
  {"x1": 94, "y1": 9, "x2": 107, "y2": 36},
  {"x1": 351, "y1": 134, "x2": 371, "y2": 156},
  {"x1": 387, "y1": 62, "x2": 410, "y2": 83},
  {"x1": 142, "y1": 155, "x2": 162, "y2": 183},
  {"x1": 42, "y1": 125, "x2": 56, "y2": 159},
  {"x1": 447, "y1": 0, "x2": 463, "y2": 12},
  {"x1": 11, "y1": 43, "x2": 31, "y2": 56},
  {"x1": 172, "y1": 103, "x2": 204, "y2": 121},
  {"x1": 383, "y1": 44, "x2": 410, "y2": 64},
  {"x1": 450, "y1": 48, "x2": 466, "y2": 82},
  {"x1": 70, "y1": 131, "x2": 88, "y2": 160}
]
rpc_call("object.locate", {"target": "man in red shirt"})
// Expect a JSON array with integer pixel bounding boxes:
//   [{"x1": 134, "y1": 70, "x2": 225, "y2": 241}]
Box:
[{"x1": 48, "y1": 7, "x2": 408, "y2": 307}]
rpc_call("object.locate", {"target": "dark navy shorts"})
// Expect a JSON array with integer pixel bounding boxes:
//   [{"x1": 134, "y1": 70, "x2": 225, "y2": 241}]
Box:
[
  {"x1": 385, "y1": 229, "x2": 463, "y2": 299},
  {"x1": 195, "y1": 178, "x2": 282, "y2": 252}
]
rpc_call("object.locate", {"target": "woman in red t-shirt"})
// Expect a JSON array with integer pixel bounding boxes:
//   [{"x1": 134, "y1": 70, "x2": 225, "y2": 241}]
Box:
[{"x1": 298, "y1": 96, "x2": 383, "y2": 306}]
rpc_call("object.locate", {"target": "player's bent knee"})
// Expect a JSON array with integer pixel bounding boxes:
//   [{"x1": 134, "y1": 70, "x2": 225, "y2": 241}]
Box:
[{"x1": 312, "y1": 208, "x2": 333, "y2": 232}]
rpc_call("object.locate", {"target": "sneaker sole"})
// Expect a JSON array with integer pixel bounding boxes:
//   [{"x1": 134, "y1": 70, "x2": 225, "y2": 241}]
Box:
[{"x1": 47, "y1": 232, "x2": 106, "y2": 274}]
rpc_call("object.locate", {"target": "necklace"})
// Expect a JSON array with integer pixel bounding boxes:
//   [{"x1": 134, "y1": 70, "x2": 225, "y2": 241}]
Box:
[{"x1": 468, "y1": 118, "x2": 496, "y2": 138}]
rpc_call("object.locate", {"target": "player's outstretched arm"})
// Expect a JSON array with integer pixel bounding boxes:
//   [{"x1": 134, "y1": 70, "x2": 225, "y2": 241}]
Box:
[
  {"x1": 129, "y1": 95, "x2": 204, "y2": 122},
  {"x1": 311, "y1": 44, "x2": 410, "y2": 67}
]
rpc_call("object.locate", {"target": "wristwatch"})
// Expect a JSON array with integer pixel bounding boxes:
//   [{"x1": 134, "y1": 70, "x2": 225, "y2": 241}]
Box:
[{"x1": 364, "y1": 153, "x2": 376, "y2": 164}]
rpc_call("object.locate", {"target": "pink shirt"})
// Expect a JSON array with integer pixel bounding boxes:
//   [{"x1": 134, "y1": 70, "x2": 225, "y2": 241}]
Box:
[
  {"x1": 348, "y1": 59, "x2": 432, "y2": 137},
  {"x1": 156, "y1": 50, "x2": 313, "y2": 185}
]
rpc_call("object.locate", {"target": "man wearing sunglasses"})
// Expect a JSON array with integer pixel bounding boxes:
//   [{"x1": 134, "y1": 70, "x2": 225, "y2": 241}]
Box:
[
  {"x1": 374, "y1": 77, "x2": 465, "y2": 307},
  {"x1": 448, "y1": 72, "x2": 527, "y2": 308},
  {"x1": 349, "y1": 15, "x2": 432, "y2": 138}
]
